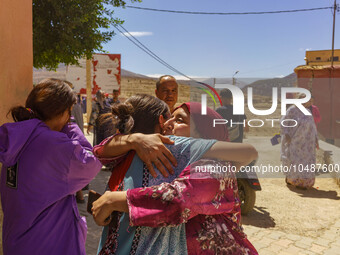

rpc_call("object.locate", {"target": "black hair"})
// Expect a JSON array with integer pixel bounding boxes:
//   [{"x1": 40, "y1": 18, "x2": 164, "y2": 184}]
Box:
[
  {"x1": 102, "y1": 94, "x2": 169, "y2": 134},
  {"x1": 9, "y1": 78, "x2": 76, "y2": 122},
  {"x1": 220, "y1": 89, "x2": 233, "y2": 99},
  {"x1": 156, "y1": 75, "x2": 177, "y2": 90}
]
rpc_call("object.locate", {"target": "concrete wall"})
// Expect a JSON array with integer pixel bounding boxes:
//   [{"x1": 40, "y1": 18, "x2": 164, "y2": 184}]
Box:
[
  {"x1": 0, "y1": 0, "x2": 33, "y2": 124},
  {"x1": 295, "y1": 66, "x2": 340, "y2": 188},
  {"x1": 121, "y1": 77, "x2": 190, "y2": 106},
  {"x1": 33, "y1": 70, "x2": 217, "y2": 111},
  {"x1": 294, "y1": 65, "x2": 340, "y2": 140},
  {"x1": 121, "y1": 77, "x2": 216, "y2": 110},
  {"x1": 0, "y1": 0, "x2": 33, "y2": 253},
  {"x1": 305, "y1": 50, "x2": 340, "y2": 66}
]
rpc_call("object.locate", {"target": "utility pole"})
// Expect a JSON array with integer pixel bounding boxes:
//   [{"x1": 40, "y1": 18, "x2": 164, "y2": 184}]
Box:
[
  {"x1": 86, "y1": 58, "x2": 92, "y2": 124},
  {"x1": 330, "y1": 0, "x2": 338, "y2": 141},
  {"x1": 331, "y1": 0, "x2": 338, "y2": 68},
  {"x1": 232, "y1": 71, "x2": 239, "y2": 85}
]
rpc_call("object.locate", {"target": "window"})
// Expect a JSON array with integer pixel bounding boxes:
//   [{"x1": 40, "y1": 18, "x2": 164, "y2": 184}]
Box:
[
  {"x1": 316, "y1": 57, "x2": 321, "y2": 60},
  {"x1": 332, "y1": 56, "x2": 339, "y2": 61}
]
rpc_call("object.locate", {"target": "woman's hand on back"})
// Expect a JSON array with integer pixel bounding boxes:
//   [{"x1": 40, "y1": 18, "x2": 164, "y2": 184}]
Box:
[
  {"x1": 129, "y1": 134, "x2": 177, "y2": 178},
  {"x1": 99, "y1": 133, "x2": 177, "y2": 177}
]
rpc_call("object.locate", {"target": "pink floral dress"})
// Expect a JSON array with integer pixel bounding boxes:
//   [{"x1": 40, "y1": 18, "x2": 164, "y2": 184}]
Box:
[{"x1": 127, "y1": 159, "x2": 258, "y2": 255}]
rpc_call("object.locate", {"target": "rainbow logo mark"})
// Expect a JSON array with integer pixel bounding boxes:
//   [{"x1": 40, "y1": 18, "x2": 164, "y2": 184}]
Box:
[{"x1": 196, "y1": 82, "x2": 222, "y2": 107}]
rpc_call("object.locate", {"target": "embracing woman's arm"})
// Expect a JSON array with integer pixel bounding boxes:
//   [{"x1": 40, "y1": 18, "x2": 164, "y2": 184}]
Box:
[
  {"x1": 92, "y1": 165, "x2": 237, "y2": 227},
  {"x1": 203, "y1": 141, "x2": 258, "y2": 168},
  {"x1": 94, "y1": 133, "x2": 177, "y2": 177},
  {"x1": 92, "y1": 191, "x2": 128, "y2": 226}
]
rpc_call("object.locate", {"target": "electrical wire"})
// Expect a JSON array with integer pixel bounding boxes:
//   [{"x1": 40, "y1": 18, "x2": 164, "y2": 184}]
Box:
[
  {"x1": 116, "y1": 24, "x2": 191, "y2": 80},
  {"x1": 125, "y1": 5, "x2": 333, "y2": 15},
  {"x1": 115, "y1": 24, "x2": 223, "y2": 105},
  {"x1": 117, "y1": 5, "x2": 336, "y2": 79}
]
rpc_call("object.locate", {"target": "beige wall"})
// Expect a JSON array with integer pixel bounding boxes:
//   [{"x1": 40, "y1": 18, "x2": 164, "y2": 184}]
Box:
[
  {"x1": 120, "y1": 77, "x2": 216, "y2": 109},
  {"x1": 0, "y1": 0, "x2": 33, "y2": 125},
  {"x1": 0, "y1": 0, "x2": 33, "y2": 253},
  {"x1": 305, "y1": 50, "x2": 340, "y2": 66},
  {"x1": 121, "y1": 77, "x2": 190, "y2": 106}
]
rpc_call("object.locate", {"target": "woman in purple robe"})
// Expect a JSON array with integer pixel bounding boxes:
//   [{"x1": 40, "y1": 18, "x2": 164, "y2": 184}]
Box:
[{"x1": 0, "y1": 78, "x2": 102, "y2": 255}]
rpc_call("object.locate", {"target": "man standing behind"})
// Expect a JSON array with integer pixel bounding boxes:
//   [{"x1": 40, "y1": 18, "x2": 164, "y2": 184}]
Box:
[
  {"x1": 108, "y1": 89, "x2": 120, "y2": 105},
  {"x1": 155, "y1": 75, "x2": 178, "y2": 112},
  {"x1": 216, "y1": 89, "x2": 249, "y2": 143}
]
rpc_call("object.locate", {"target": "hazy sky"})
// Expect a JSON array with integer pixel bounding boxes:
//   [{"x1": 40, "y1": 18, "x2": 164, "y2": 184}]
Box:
[{"x1": 102, "y1": 0, "x2": 339, "y2": 79}]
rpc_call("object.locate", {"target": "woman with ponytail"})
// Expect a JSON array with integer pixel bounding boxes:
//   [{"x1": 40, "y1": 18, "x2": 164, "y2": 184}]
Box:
[
  {"x1": 0, "y1": 78, "x2": 102, "y2": 255},
  {"x1": 91, "y1": 95, "x2": 258, "y2": 255}
]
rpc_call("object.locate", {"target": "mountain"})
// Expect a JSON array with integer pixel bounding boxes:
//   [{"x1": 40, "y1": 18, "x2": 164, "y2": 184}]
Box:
[
  {"x1": 33, "y1": 65, "x2": 155, "y2": 84},
  {"x1": 33, "y1": 65, "x2": 287, "y2": 94},
  {"x1": 33, "y1": 65, "x2": 67, "y2": 84},
  {"x1": 190, "y1": 77, "x2": 250, "y2": 89},
  {"x1": 242, "y1": 73, "x2": 297, "y2": 96},
  {"x1": 121, "y1": 69, "x2": 154, "y2": 79}
]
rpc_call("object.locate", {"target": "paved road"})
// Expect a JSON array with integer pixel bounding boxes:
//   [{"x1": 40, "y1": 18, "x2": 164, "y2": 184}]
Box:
[{"x1": 80, "y1": 135, "x2": 340, "y2": 255}]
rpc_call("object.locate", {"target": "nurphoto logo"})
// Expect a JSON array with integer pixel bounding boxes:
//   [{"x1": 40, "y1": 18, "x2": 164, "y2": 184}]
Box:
[{"x1": 200, "y1": 84, "x2": 312, "y2": 128}]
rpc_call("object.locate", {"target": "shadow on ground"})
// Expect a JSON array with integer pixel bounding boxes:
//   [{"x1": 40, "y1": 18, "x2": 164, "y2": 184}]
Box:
[
  {"x1": 287, "y1": 185, "x2": 340, "y2": 200},
  {"x1": 241, "y1": 206, "x2": 275, "y2": 228}
]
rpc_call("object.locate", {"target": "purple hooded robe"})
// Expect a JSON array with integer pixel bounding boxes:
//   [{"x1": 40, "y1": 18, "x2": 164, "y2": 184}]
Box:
[{"x1": 0, "y1": 119, "x2": 102, "y2": 255}]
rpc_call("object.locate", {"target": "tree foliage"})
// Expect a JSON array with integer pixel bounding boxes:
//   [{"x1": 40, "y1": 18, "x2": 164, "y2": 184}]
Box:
[{"x1": 33, "y1": 0, "x2": 140, "y2": 69}]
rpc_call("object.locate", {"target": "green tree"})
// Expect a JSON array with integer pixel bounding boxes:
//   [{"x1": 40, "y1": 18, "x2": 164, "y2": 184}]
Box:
[{"x1": 33, "y1": 0, "x2": 140, "y2": 69}]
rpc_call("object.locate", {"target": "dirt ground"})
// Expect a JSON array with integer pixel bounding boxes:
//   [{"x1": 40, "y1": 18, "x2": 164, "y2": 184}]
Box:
[
  {"x1": 242, "y1": 136, "x2": 340, "y2": 239},
  {"x1": 244, "y1": 95, "x2": 282, "y2": 137}
]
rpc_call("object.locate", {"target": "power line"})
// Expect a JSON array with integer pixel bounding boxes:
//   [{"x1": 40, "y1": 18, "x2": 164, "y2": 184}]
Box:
[
  {"x1": 116, "y1": 24, "x2": 191, "y2": 79},
  {"x1": 116, "y1": 25, "x2": 304, "y2": 80},
  {"x1": 115, "y1": 24, "x2": 223, "y2": 105},
  {"x1": 125, "y1": 5, "x2": 333, "y2": 15},
  {"x1": 115, "y1": 24, "x2": 191, "y2": 80}
]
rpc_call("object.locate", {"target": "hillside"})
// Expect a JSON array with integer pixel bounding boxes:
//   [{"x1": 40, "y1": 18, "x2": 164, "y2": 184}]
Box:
[
  {"x1": 121, "y1": 69, "x2": 154, "y2": 79},
  {"x1": 242, "y1": 73, "x2": 297, "y2": 96},
  {"x1": 33, "y1": 66, "x2": 154, "y2": 84},
  {"x1": 33, "y1": 65, "x2": 67, "y2": 84},
  {"x1": 33, "y1": 66, "x2": 254, "y2": 88}
]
